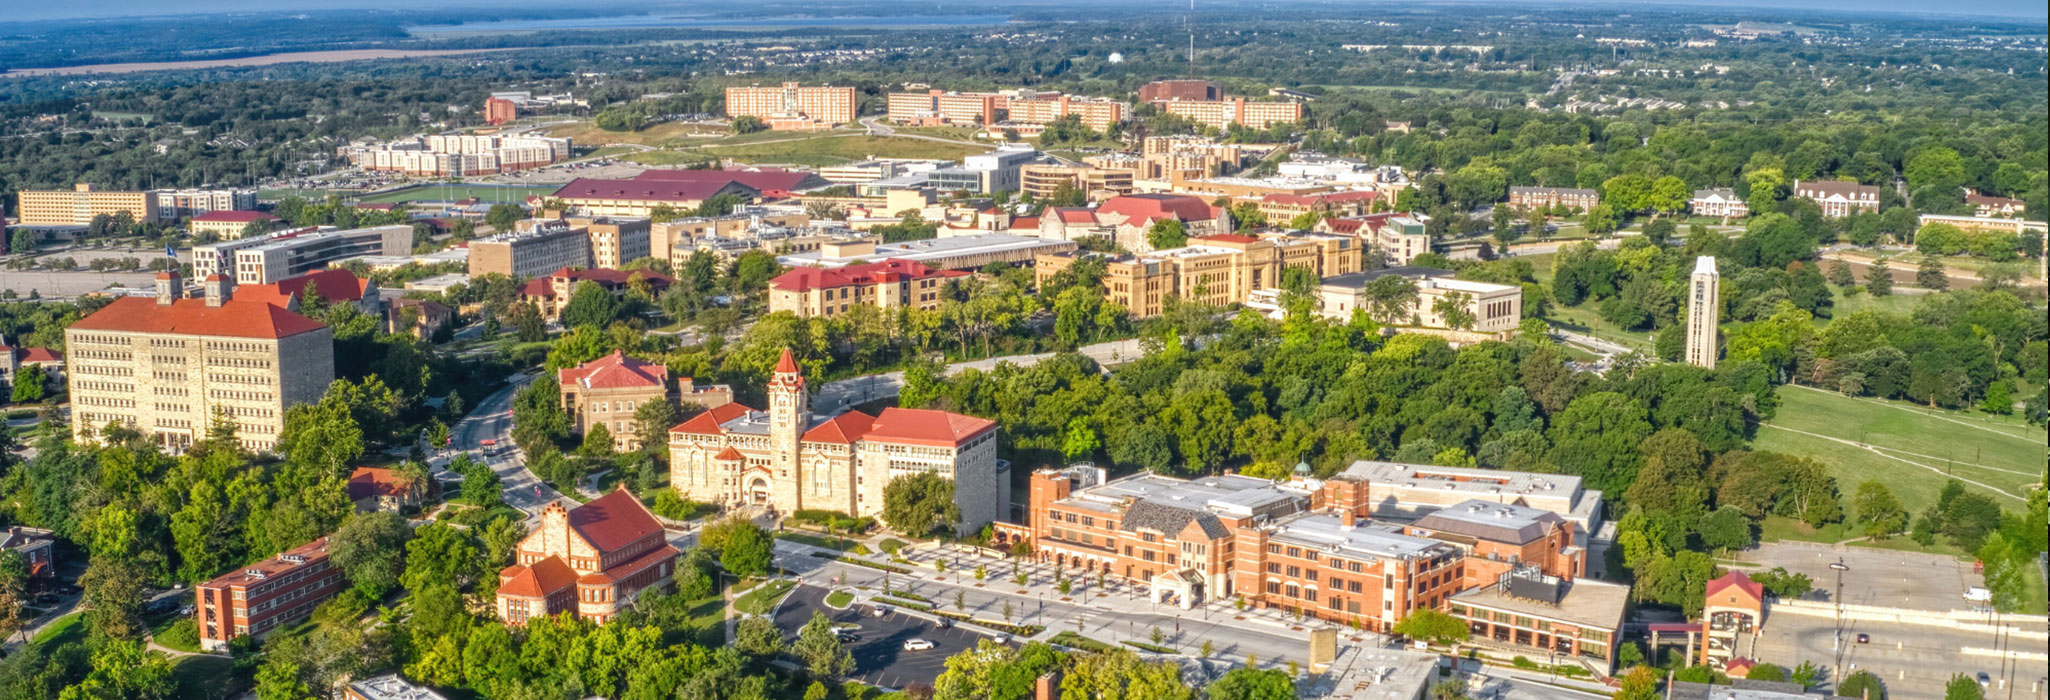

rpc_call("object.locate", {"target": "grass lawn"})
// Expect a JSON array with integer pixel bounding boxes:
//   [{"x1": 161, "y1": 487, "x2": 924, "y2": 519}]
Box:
[
  {"x1": 1050, "y1": 630, "x2": 1113, "y2": 652},
  {"x1": 31, "y1": 612, "x2": 84, "y2": 649},
  {"x1": 1826, "y1": 288, "x2": 1923, "y2": 317},
  {"x1": 354, "y1": 184, "x2": 557, "y2": 204},
  {"x1": 1755, "y1": 385, "x2": 2045, "y2": 516},
  {"x1": 2017, "y1": 558, "x2": 2049, "y2": 615},
  {"x1": 734, "y1": 579, "x2": 796, "y2": 615},
  {"x1": 150, "y1": 616, "x2": 205, "y2": 653},
  {"x1": 170, "y1": 653, "x2": 237, "y2": 700},
  {"x1": 1545, "y1": 303, "x2": 1658, "y2": 351},
  {"x1": 623, "y1": 150, "x2": 715, "y2": 166},
  {"x1": 546, "y1": 120, "x2": 730, "y2": 147},
  {"x1": 699, "y1": 134, "x2": 989, "y2": 166},
  {"x1": 825, "y1": 590, "x2": 854, "y2": 608},
  {"x1": 775, "y1": 531, "x2": 860, "y2": 551},
  {"x1": 257, "y1": 188, "x2": 351, "y2": 201}
]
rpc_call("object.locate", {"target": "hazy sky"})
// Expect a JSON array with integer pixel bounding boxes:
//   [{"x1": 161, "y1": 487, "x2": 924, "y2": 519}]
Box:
[{"x1": 18, "y1": 0, "x2": 2048, "y2": 22}]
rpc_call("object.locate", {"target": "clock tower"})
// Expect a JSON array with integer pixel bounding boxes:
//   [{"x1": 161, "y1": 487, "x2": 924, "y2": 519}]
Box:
[{"x1": 767, "y1": 348, "x2": 808, "y2": 505}]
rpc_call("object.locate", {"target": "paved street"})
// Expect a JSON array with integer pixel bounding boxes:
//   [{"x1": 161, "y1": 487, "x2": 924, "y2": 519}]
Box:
[
  {"x1": 441, "y1": 370, "x2": 580, "y2": 525},
  {"x1": 1752, "y1": 611, "x2": 2047, "y2": 700},
  {"x1": 1739, "y1": 541, "x2": 1985, "y2": 611},
  {"x1": 770, "y1": 584, "x2": 994, "y2": 690}
]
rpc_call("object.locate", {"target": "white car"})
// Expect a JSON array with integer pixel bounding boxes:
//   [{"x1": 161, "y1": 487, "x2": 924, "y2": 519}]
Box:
[{"x1": 902, "y1": 639, "x2": 935, "y2": 651}]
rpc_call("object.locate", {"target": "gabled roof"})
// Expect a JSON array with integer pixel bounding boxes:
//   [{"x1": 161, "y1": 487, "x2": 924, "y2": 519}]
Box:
[
  {"x1": 566, "y1": 488, "x2": 666, "y2": 553},
  {"x1": 1051, "y1": 207, "x2": 1097, "y2": 224},
  {"x1": 551, "y1": 177, "x2": 761, "y2": 203},
  {"x1": 1793, "y1": 179, "x2": 1879, "y2": 197},
  {"x1": 1095, "y1": 194, "x2": 1221, "y2": 226},
  {"x1": 69, "y1": 296, "x2": 328, "y2": 340},
  {"x1": 1009, "y1": 216, "x2": 1041, "y2": 230},
  {"x1": 1120, "y1": 499, "x2": 1231, "y2": 540},
  {"x1": 804, "y1": 410, "x2": 875, "y2": 444},
  {"x1": 713, "y1": 446, "x2": 745, "y2": 461},
  {"x1": 192, "y1": 210, "x2": 279, "y2": 223},
  {"x1": 346, "y1": 467, "x2": 413, "y2": 501},
  {"x1": 670, "y1": 402, "x2": 755, "y2": 435},
  {"x1": 767, "y1": 259, "x2": 964, "y2": 293},
  {"x1": 1705, "y1": 570, "x2": 1763, "y2": 601},
  {"x1": 245, "y1": 268, "x2": 371, "y2": 306},
  {"x1": 864, "y1": 407, "x2": 996, "y2": 447},
  {"x1": 16, "y1": 347, "x2": 61, "y2": 363},
  {"x1": 498, "y1": 556, "x2": 579, "y2": 598},
  {"x1": 633, "y1": 168, "x2": 829, "y2": 195},
  {"x1": 560, "y1": 351, "x2": 669, "y2": 390},
  {"x1": 519, "y1": 267, "x2": 675, "y2": 298}
]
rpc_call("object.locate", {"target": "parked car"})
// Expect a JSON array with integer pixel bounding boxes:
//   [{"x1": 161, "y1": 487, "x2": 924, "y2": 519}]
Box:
[
  {"x1": 1963, "y1": 586, "x2": 1993, "y2": 602},
  {"x1": 836, "y1": 631, "x2": 861, "y2": 643},
  {"x1": 1855, "y1": 633, "x2": 1869, "y2": 644},
  {"x1": 1977, "y1": 672, "x2": 1991, "y2": 687},
  {"x1": 870, "y1": 605, "x2": 889, "y2": 618},
  {"x1": 902, "y1": 639, "x2": 935, "y2": 651}
]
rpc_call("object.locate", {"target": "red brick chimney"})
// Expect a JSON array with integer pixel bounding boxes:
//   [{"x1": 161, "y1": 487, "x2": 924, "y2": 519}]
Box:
[{"x1": 1035, "y1": 671, "x2": 1062, "y2": 700}]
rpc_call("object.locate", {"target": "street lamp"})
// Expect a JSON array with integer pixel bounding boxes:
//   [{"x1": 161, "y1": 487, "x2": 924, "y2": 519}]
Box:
[{"x1": 1830, "y1": 560, "x2": 1850, "y2": 679}]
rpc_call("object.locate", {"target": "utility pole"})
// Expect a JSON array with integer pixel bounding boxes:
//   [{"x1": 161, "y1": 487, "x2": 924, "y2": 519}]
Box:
[{"x1": 1829, "y1": 559, "x2": 1850, "y2": 681}]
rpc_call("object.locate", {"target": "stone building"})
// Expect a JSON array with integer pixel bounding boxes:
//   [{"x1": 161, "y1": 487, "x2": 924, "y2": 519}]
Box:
[
  {"x1": 65, "y1": 271, "x2": 335, "y2": 454},
  {"x1": 496, "y1": 488, "x2": 679, "y2": 624},
  {"x1": 518, "y1": 267, "x2": 674, "y2": 320},
  {"x1": 667, "y1": 350, "x2": 1004, "y2": 534},
  {"x1": 1033, "y1": 231, "x2": 1360, "y2": 318},
  {"x1": 1686, "y1": 256, "x2": 1720, "y2": 369},
  {"x1": 766, "y1": 259, "x2": 967, "y2": 318},
  {"x1": 559, "y1": 351, "x2": 733, "y2": 452},
  {"x1": 1508, "y1": 186, "x2": 1599, "y2": 212},
  {"x1": 1791, "y1": 180, "x2": 1879, "y2": 218}
]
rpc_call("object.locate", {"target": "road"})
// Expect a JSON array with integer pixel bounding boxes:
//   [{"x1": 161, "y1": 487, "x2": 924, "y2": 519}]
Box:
[
  {"x1": 771, "y1": 583, "x2": 992, "y2": 690},
  {"x1": 813, "y1": 338, "x2": 1145, "y2": 413},
  {"x1": 1752, "y1": 613, "x2": 2047, "y2": 700},
  {"x1": 441, "y1": 370, "x2": 577, "y2": 524}
]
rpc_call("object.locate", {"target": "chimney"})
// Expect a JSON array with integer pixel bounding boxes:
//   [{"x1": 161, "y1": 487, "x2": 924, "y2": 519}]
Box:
[
  {"x1": 155, "y1": 270, "x2": 182, "y2": 305},
  {"x1": 203, "y1": 274, "x2": 233, "y2": 308},
  {"x1": 1034, "y1": 671, "x2": 1062, "y2": 700},
  {"x1": 1341, "y1": 510, "x2": 1357, "y2": 529}
]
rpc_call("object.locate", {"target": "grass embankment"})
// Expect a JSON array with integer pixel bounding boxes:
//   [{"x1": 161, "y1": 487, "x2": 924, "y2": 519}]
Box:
[
  {"x1": 1754, "y1": 385, "x2": 2044, "y2": 518},
  {"x1": 825, "y1": 590, "x2": 854, "y2": 608},
  {"x1": 734, "y1": 579, "x2": 796, "y2": 615},
  {"x1": 1050, "y1": 631, "x2": 1113, "y2": 652},
  {"x1": 545, "y1": 120, "x2": 728, "y2": 147}
]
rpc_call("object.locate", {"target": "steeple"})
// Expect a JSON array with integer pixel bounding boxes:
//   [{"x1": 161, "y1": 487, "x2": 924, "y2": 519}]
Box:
[{"x1": 766, "y1": 348, "x2": 809, "y2": 507}]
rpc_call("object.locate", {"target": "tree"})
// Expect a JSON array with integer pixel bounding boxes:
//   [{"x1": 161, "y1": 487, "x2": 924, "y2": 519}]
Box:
[
  {"x1": 1827, "y1": 260, "x2": 1856, "y2": 287},
  {"x1": 1839, "y1": 671, "x2": 1887, "y2": 700},
  {"x1": 1548, "y1": 392, "x2": 1652, "y2": 496},
  {"x1": 1613, "y1": 666, "x2": 1660, "y2": 700},
  {"x1": 1916, "y1": 256, "x2": 1948, "y2": 290},
  {"x1": 1944, "y1": 674, "x2": 1985, "y2": 700},
  {"x1": 735, "y1": 614, "x2": 783, "y2": 656},
  {"x1": 0, "y1": 551, "x2": 26, "y2": 644},
  {"x1": 9, "y1": 365, "x2": 44, "y2": 402},
  {"x1": 1206, "y1": 668, "x2": 1295, "y2": 700},
  {"x1": 485, "y1": 203, "x2": 524, "y2": 232},
  {"x1": 1147, "y1": 219, "x2": 1188, "y2": 250},
  {"x1": 1391, "y1": 609, "x2": 1470, "y2": 645},
  {"x1": 794, "y1": 611, "x2": 854, "y2": 678},
  {"x1": 1854, "y1": 481, "x2": 1908, "y2": 539},
  {"x1": 1697, "y1": 506, "x2": 1754, "y2": 554},
  {"x1": 719, "y1": 519, "x2": 774, "y2": 577},
  {"x1": 1746, "y1": 664, "x2": 1788, "y2": 682},
  {"x1": 1863, "y1": 259, "x2": 1893, "y2": 296},
  {"x1": 328, "y1": 511, "x2": 412, "y2": 600},
  {"x1": 882, "y1": 472, "x2": 961, "y2": 537},
  {"x1": 560, "y1": 281, "x2": 625, "y2": 329},
  {"x1": 1061, "y1": 649, "x2": 1192, "y2": 700},
  {"x1": 1061, "y1": 417, "x2": 1099, "y2": 461},
  {"x1": 80, "y1": 558, "x2": 147, "y2": 641},
  {"x1": 732, "y1": 116, "x2": 767, "y2": 134},
  {"x1": 1752, "y1": 567, "x2": 1813, "y2": 598},
  {"x1": 8, "y1": 229, "x2": 34, "y2": 255}
]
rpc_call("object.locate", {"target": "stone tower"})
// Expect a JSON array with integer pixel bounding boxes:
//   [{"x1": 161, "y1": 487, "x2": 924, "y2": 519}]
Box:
[
  {"x1": 766, "y1": 348, "x2": 808, "y2": 506},
  {"x1": 1685, "y1": 256, "x2": 1720, "y2": 369}
]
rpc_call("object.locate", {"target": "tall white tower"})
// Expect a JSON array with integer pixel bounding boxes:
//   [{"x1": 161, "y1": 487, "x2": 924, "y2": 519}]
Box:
[{"x1": 1685, "y1": 256, "x2": 1721, "y2": 369}]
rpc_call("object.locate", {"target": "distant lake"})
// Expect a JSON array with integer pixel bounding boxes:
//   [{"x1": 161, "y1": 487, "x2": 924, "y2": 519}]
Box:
[{"x1": 406, "y1": 13, "x2": 1011, "y2": 35}]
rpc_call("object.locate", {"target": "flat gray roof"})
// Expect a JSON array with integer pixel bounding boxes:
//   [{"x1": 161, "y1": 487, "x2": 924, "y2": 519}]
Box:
[
  {"x1": 1269, "y1": 512, "x2": 1450, "y2": 561},
  {"x1": 1452, "y1": 578, "x2": 1629, "y2": 632},
  {"x1": 1340, "y1": 461, "x2": 1583, "y2": 499},
  {"x1": 1413, "y1": 499, "x2": 1565, "y2": 544}
]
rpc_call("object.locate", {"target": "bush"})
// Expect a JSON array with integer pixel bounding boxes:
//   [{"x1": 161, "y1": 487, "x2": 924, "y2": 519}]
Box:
[{"x1": 153, "y1": 618, "x2": 201, "y2": 652}]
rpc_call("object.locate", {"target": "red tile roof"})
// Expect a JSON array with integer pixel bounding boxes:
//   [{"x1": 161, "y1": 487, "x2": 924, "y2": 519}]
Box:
[
  {"x1": 1010, "y1": 216, "x2": 1041, "y2": 230},
  {"x1": 775, "y1": 348, "x2": 800, "y2": 374},
  {"x1": 714, "y1": 446, "x2": 745, "y2": 461},
  {"x1": 803, "y1": 410, "x2": 875, "y2": 444},
  {"x1": 633, "y1": 168, "x2": 826, "y2": 197},
  {"x1": 551, "y1": 177, "x2": 760, "y2": 204},
  {"x1": 1705, "y1": 570, "x2": 1763, "y2": 602},
  {"x1": 1195, "y1": 233, "x2": 1259, "y2": 244},
  {"x1": 519, "y1": 267, "x2": 675, "y2": 298},
  {"x1": 1051, "y1": 207, "x2": 1097, "y2": 224},
  {"x1": 1095, "y1": 194, "x2": 1220, "y2": 226},
  {"x1": 69, "y1": 296, "x2": 328, "y2": 340},
  {"x1": 499, "y1": 556, "x2": 578, "y2": 599},
  {"x1": 16, "y1": 347, "x2": 61, "y2": 363},
  {"x1": 567, "y1": 487, "x2": 666, "y2": 554},
  {"x1": 670, "y1": 402, "x2": 755, "y2": 435},
  {"x1": 238, "y1": 269, "x2": 371, "y2": 308},
  {"x1": 864, "y1": 407, "x2": 996, "y2": 447},
  {"x1": 346, "y1": 466, "x2": 414, "y2": 501},
  {"x1": 559, "y1": 351, "x2": 669, "y2": 390},
  {"x1": 191, "y1": 210, "x2": 280, "y2": 223},
  {"x1": 767, "y1": 259, "x2": 965, "y2": 293},
  {"x1": 1264, "y1": 190, "x2": 1379, "y2": 206}
]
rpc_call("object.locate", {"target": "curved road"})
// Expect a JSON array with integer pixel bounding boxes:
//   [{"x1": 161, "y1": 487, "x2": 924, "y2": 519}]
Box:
[{"x1": 441, "y1": 370, "x2": 577, "y2": 524}]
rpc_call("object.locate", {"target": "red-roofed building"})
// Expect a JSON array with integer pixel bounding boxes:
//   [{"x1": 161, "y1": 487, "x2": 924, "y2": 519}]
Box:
[
  {"x1": 190, "y1": 210, "x2": 281, "y2": 239},
  {"x1": 65, "y1": 270, "x2": 334, "y2": 453},
  {"x1": 669, "y1": 349, "x2": 1006, "y2": 535},
  {"x1": 234, "y1": 268, "x2": 380, "y2": 315},
  {"x1": 347, "y1": 466, "x2": 424, "y2": 512},
  {"x1": 766, "y1": 258, "x2": 968, "y2": 318},
  {"x1": 633, "y1": 168, "x2": 830, "y2": 199},
  {"x1": 1701, "y1": 570, "x2": 1765, "y2": 669},
  {"x1": 495, "y1": 487, "x2": 679, "y2": 624},
  {"x1": 196, "y1": 537, "x2": 345, "y2": 650},
  {"x1": 1258, "y1": 190, "x2": 1380, "y2": 221},
  {"x1": 519, "y1": 267, "x2": 675, "y2": 320},
  {"x1": 559, "y1": 351, "x2": 733, "y2": 451},
  {"x1": 1093, "y1": 194, "x2": 1230, "y2": 252},
  {"x1": 550, "y1": 177, "x2": 761, "y2": 218},
  {"x1": 0, "y1": 334, "x2": 64, "y2": 388}
]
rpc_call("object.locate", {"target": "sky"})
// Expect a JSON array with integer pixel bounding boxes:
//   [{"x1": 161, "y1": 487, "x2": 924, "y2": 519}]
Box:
[{"x1": 17, "y1": 0, "x2": 2048, "y2": 22}]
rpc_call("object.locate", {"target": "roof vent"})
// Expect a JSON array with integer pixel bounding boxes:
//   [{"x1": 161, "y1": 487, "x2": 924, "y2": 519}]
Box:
[
  {"x1": 280, "y1": 554, "x2": 306, "y2": 564},
  {"x1": 245, "y1": 569, "x2": 267, "y2": 579}
]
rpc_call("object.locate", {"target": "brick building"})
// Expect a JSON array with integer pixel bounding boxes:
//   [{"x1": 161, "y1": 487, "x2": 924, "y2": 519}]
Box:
[
  {"x1": 495, "y1": 488, "x2": 680, "y2": 624},
  {"x1": 0, "y1": 527, "x2": 56, "y2": 579},
  {"x1": 765, "y1": 259, "x2": 968, "y2": 318},
  {"x1": 1138, "y1": 79, "x2": 1223, "y2": 103},
  {"x1": 196, "y1": 537, "x2": 346, "y2": 650},
  {"x1": 667, "y1": 349, "x2": 1006, "y2": 534},
  {"x1": 559, "y1": 351, "x2": 733, "y2": 452},
  {"x1": 1019, "y1": 164, "x2": 1137, "y2": 200},
  {"x1": 1151, "y1": 98, "x2": 1302, "y2": 131},
  {"x1": 518, "y1": 267, "x2": 675, "y2": 320},
  {"x1": 1689, "y1": 189, "x2": 1748, "y2": 220},
  {"x1": 484, "y1": 97, "x2": 519, "y2": 125},
  {"x1": 1033, "y1": 230, "x2": 1360, "y2": 318},
  {"x1": 1508, "y1": 186, "x2": 1600, "y2": 212},
  {"x1": 17, "y1": 184, "x2": 160, "y2": 226},
  {"x1": 1791, "y1": 180, "x2": 1879, "y2": 218},
  {"x1": 725, "y1": 83, "x2": 857, "y2": 130},
  {"x1": 548, "y1": 178, "x2": 762, "y2": 219}
]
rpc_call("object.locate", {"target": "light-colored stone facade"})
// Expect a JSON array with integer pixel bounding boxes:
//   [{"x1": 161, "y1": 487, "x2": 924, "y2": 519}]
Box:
[
  {"x1": 1686, "y1": 256, "x2": 1720, "y2": 369},
  {"x1": 1034, "y1": 231, "x2": 1360, "y2": 319},
  {"x1": 667, "y1": 350, "x2": 1002, "y2": 534}
]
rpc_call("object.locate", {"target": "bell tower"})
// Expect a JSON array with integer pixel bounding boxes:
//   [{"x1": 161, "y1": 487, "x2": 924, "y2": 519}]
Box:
[{"x1": 767, "y1": 348, "x2": 808, "y2": 507}]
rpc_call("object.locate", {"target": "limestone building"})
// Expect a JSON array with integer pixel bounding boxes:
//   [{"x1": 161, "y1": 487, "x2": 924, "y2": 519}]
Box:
[
  {"x1": 1033, "y1": 231, "x2": 1360, "y2": 319},
  {"x1": 766, "y1": 259, "x2": 966, "y2": 318},
  {"x1": 667, "y1": 350, "x2": 1004, "y2": 534},
  {"x1": 559, "y1": 351, "x2": 733, "y2": 452},
  {"x1": 17, "y1": 184, "x2": 160, "y2": 226},
  {"x1": 495, "y1": 488, "x2": 680, "y2": 625},
  {"x1": 1685, "y1": 256, "x2": 1720, "y2": 369},
  {"x1": 65, "y1": 271, "x2": 335, "y2": 454}
]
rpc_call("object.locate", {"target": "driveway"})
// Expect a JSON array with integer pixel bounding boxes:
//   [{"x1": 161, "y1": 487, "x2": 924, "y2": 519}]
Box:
[{"x1": 770, "y1": 584, "x2": 999, "y2": 690}]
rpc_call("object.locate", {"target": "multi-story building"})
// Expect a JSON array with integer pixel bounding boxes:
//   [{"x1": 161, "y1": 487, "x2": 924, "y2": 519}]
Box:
[
  {"x1": 560, "y1": 351, "x2": 734, "y2": 452},
  {"x1": 519, "y1": 267, "x2": 674, "y2": 320},
  {"x1": 66, "y1": 271, "x2": 334, "y2": 454},
  {"x1": 564, "y1": 216, "x2": 652, "y2": 268},
  {"x1": 467, "y1": 226, "x2": 593, "y2": 279},
  {"x1": 1151, "y1": 98, "x2": 1303, "y2": 131},
  {"x1": 634, "y1": 168, "x2": 830, "y2": 199},
  {"x1": 1366, "y1": 215, "x2": 1430, "y2": 266},
  {"x1": 189, "y1": 210, "x2": 280, "y2": 239},
  {"x1": 776, "y1": 235, "x2": 1076, "y2": 272},
  {"x1": 385, "y1": 298, "x2": 455, "y2": 339},
  {"x1": 495, "y1": 488, "x2": 680, "y2": 624},
  {"x1": 1698, "y1": 570, "x2": 1764, "y2": 668},
  {"x1": 1034, "y1": 230, "x2": 1360, "y2": 318},
  {"x1": 340, "y1": 135, "x2": 572, "y2": 176},
  {"x1": 346, "y1": 675, "x2": 450, "y2": 700},
  {"x1": 1965, "y1": 191, "x2": 2026, "y2": 218},
  {"x1": 766, "y1": 258, "x2": 967, "y2": 317},
  {"x1": 1005, "y1": 95, "x2": 1127, "y2": 132},
  {"x1": 1138, "y1": 79, "x2": 1223, "y2": 103},
  {"x1": 887, "y1": 90, "x2": 1003, "y2": 125},
  {"x1": 1508, "y1": 186, "x2": 1600, "y2": 212},
  {"x1": 1916, "y1": 213, "x2": 2050, "y2": 236},
  {"x1": 668, "y1": 349, "x2": 1006, "y2": 534},
  {"x1": 1689, "y1": 189, "x2": 1748, "y2": 220},
  {"x1": 549, "y1": 178, "x2": 762, "y2": 219},
  {"x1": 17, "y1": 184, "x2": 160, "y2": 226},
  {"x1": 484, "y1": 97, "x2": 520, "y2": 125},
  {"x1": 927, "y1": 147, "x2": 1044, "y2": 195},
  {"x1": 1317, "y1": 267, "x2": 1522, "y2": 334},
  {"x1": 1020, "y1": 164, "x2": 1136, "y2": 201},
  {"x1": 0, "y1": 527, "x2": 56, "y2": 579},
  {"x1": 195, "y1": 537, "x2": 345, "y2": 651},
  {"x1": 1791, "y1": 180, "x2": 1879, "y2": 218},
  {"x1": 725, "y1": 82, "x2": 857, "y2": 130},
  {"x1": 202, "y1": 225, "x2": 412, "y2": 285},
  {"x1": 1686, "y1": 256, "x2": 1720, "y2": 369},
  {"x1": 1094, "y1": 193, "x2": 1231, "y2": 252},
  {"x1": 157, "y1": 189, "x2": 258, "y2": 219},
  {"x1": 234, "y1": 268, "x2": 381, "y2": 316},
  {"x1": 1259, "y1": 190, "x2": 1381, "y2": 222},
  {"x1": 1447, "y1": 573, "x2": 1629, "y2": 674}
]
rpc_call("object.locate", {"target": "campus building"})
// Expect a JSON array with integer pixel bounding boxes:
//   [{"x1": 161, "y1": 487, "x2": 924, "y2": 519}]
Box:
[
  {"x1": 1019, "y1": 164, "x2": 1136, "y2": 200},
  {"x1": 725, "y1": 82, "x2": 858, "y2": 130},
  {"x1": 189, "y1": 210, "x2": 280, "y2": 239},
  {"x1": 0, "y1": 527, "x2": 56, "y2": 579},
  {"x1": 1151, "y1": 98, "x2": 1303, "y2": 131},
  {"x1": 518, "y1": 267, "x2": 675, "y2": 320},
  {"x1": 16, "y1": 184, "x2": 160, "y2": 226},
  {"x1": 548, "y1": 178, "x2": 763, "y2": 219},
  {"x1": 157, "y1": 189, "x2": 259, "y2": 219},
  {"x1": 1508, "y1": 186, "x2": 1599, "y2": 212},
  {"x1": 495, "y1": 488, "x2": 680, "y2": 625},
  {"x1": 195, "y1": 537, "x2": 345, "y2": 651},
  {"x1": 468, "y1": 224, "x2": 594, "y2": 279},
  {"x1": 340, "y1": 135, "x2": 572, "y2": 176},
  {"x1": 1258, "y1": 190, "x2": 1381, "y2": 222},
  {"x1": 1138, "y1": 79, "x2": 1223, "y2": 103},
  {"x1": 1033, "y1": 230, "x2": 1360, "y2": 318},
  {"x1": 1316, "y1": 267, "x2": 1522, "y2": 335},
  {"x1": 484, "y1": 97, "x2": 520, "y2": 125},
  {"x1": 766, "y1": 258, "x2": 968, "y2": 318},
  {"x1": 66, "y1": 271, "x2": 335, "y2": 454},
  {"x1": 774, "y1": 235, "x2": 1077, "y2": 272},
  {"x1": 667, "y1": 350, "x2": 1006, "y2": 534},
  {"x1": 190, "y1": 225, "x2": 412, "y2": 284},
  {"x1": 570, "y1": 216, "x2": 652, "y2": 269},
  {"x1": 1965, "y1": 191, "x2": 2026, "y2": 218},
  {"x1": 1700, "y1": 571, "x2": 1764, "y2": 668},
  {"x1": 1686, "y1": 256, "x2": 1720, "y2": 369},
  {"x1": 1791, "y1": 180, "x2": 1879, "y2": 218},
  {"x1": 559, "y1": 351, "x2": 734, "y2": 452},
  {"x1": 1690, "y1": 189, "x2": 1748, "y2": 220}
]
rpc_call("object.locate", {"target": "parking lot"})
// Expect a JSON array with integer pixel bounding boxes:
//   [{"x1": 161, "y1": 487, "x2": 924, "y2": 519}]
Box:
[
  {"x1": 1741, "y1": 541, "x2": 1983, "y2": 611},
  {"x1": 770, "y1": 584, "x2": 1004, "y2": 690},
  {"x1": 1751, "y1": 610, "x2": 2047, "y2": 700}
]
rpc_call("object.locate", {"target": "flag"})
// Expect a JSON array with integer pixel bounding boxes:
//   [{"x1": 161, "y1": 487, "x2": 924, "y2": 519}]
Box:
[{"x1": 165, "y1": 244, "x2": 178, "y2": 259}]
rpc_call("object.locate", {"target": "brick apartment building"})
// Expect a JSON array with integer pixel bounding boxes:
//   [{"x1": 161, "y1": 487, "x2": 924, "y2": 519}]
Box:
[
  {"x1": 887, "y1": 90, "x2": 1127, "y2": 132},
  {"x1": 495, "y1": 488, "x2": 680, "y2": 624},
  {"x1": 1508, "y1": 186, "x2": 1600, "y2": 212},
  {"x1": 484, "y1": 97, "x2": 519, "y2": 125},
  {"x1": 766, "y1": 258, "x2": 968, "y2": 317},
  {"x1": 1791, "y1": 180, "x2": 1880, "y2": 218},
  {"x1": 17, "y1": 184, "x2": 159, "y2": 226},
  {"x1": 558, "y1": 351, "x2": 733, "y2": 452},
  {"x1": 1150, "y1": 98, "x2": 1303, "y2": 131},
  {"x1": 1033, "y1": 230, "x2": 1360, "y2": 318},
  {"x1": 196, "y1": 537, "x2": 346, "y2": 651},
  {"x1": 725, "y1": 82, "x2": 858, "y2": 130},
  {"x1": 518, "y1": 267, "x2": 675, "y2": 320},
  {"x1": 1138, "y1": 79, "x2": 1223, "y2": 103}
]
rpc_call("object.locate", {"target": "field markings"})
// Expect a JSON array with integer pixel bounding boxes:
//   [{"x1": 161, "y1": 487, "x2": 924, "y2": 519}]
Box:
[{"x1": 1758, "y1": 424, "x2": 2027, "y2": 501}]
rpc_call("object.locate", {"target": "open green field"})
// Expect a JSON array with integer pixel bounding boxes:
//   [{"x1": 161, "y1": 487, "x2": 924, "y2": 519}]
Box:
[
  {"x1": 257, "y1": 188, "x2": 352, "y2": 201},
  {"x1": 622, "y1": 150, "x2": 715, "y2": 166},
  {"x1": 1754, "y1": 385, "x2": 2045, "y2": 516},
  {"x1": 734, "y1": 579, "x2": 796, "y2": 615},
  {"x1": 696, "y1": 133, "x2": 988, "y2": 166},
  {"x1": 546, "y1": 120, "x2": 730, "y2": 147},
  {"x1": 355, "y1": 184, "x2": 558, "y2": 204},
  {"x1": 93, "y1": 110, "x2": 155, "y2": 123}
]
